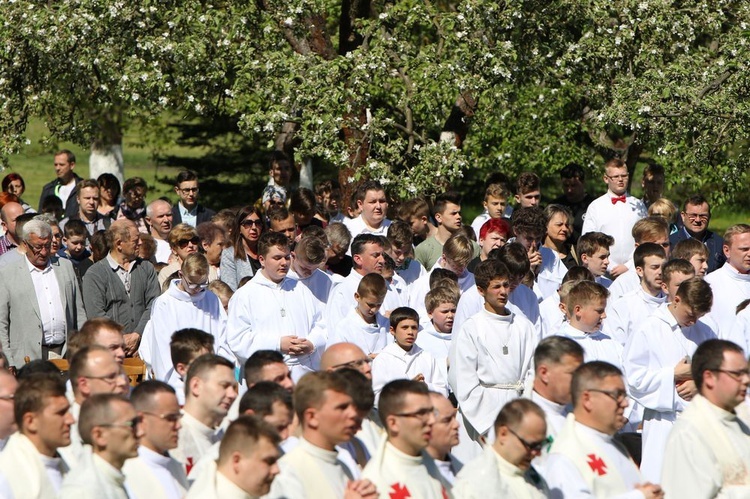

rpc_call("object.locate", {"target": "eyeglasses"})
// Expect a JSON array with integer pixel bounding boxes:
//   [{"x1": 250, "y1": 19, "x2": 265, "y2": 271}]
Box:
[
  {"x1": 331, "y1": 357, "x2": 373, "y2": 370},
  {"x1": 507, "y1": 427, "x2": 551, "y2": 453},
  {"x1": 179, "y1": 187, "x2": 199, "y2": 194},
  {"x1": 27, "y1": 242, "x2": 52, "y2": 254},
  {"x1": 588, "y1": 388, "x2": 628, "y2": 403},
  {"x1": 393, "y1": 407, "x2": 439, "y2": 421},
  {"x1": 181, "y1": 273, "x2": 208, "y2": 291},
  {"x1": 605, "y1": 174, "x2": 629, "y2": 181},
  {"x1": 84, "y1": 371, "x2": 126, "y2": 385},
  {"x1": 99, "y1": 416, "x2": 143, "y2": 433},
  {"x1": 713, "y1": 368, "x2": 750, "y2": 382},
  {"x1": 241, "y1": 219, "x2": 264, "y2": 228},
  {"x1": 177, "y1": 236, "x2": 201, "y2": 249},
  {"x1": 142, "y1": 411, "x2": 183, "y2": 423},
  {"x1": 683, "y1": 213, "x2": 709, "y2": 221}
]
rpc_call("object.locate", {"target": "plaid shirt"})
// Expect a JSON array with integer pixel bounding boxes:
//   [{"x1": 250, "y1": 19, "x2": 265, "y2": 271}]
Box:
[{"x1": 0, "y1": 235, "x2": 16, "y2": 256}]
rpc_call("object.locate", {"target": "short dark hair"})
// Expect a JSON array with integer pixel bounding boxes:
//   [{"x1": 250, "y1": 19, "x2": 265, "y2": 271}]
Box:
[
  {"x1": 510, "y1": 206, "x2": 546, "y2": 238},
  {"x1": 123, "y1": 176, "x2": 148, "y2": 194},
  {"x1": 633, "y1": 242, "x2": 666, "y2": 268},
  {"x1": 351, "y1": 233, "x2": 383, "y2": 257},
  {"x1": 289, "y1": 188, "x2": 317, "y2": 216},
  {"x1": 294, "y1": 371, "x2": 350, "y2": 422},
  {"x1": 55, "y1": 149, "x2": 76, "y2": 163},
  {"x1": 78, "y1": 393, "x2": 130, "y2": 445},
  {"x1": 562, "y1": 266, "x2": 595, "y2": 284},
  {"x1": 692, "y1": 339, "x2": 745, "y2": 391},
  {"x1": 176, "y1": 170, "x2": 198, "y2": 185},
  {"x1": 577, "y1": 232, "x2": 614, "y2": 258},
  {"x1": 389, "y1": 307, "x2": 420, "y2": 330},
  {"x1": 494, "y1": 242, "x2": 531, "y2": 278},
  {"x1": 662, "y1": 259, "x2": 695, "y2": 284},
  {"x1": 474, "y1": 258, "x2": 510, "y2": 290},
  {"x1": 337, "y1": 368, "x2": 375, "y2": 412},
  {"x1": 682, "y1": 194, "x2": 710, "y2": 213},
  {"x1": 170, "y1": 328, "x2": 215, "y2": 369},
  {"x1": 239, "y1": 381, "x2": 293, "y2": 415},
  {"x1": 534, "y1": 336, "x2": 584, "y2": 371},
  {"x1": 14, "y1": 373, "x2": 67, "y2": 429},
  {"x1": 196, "y1": 222, "x2": 225, "y2": 246},
  {"x1": 433, "y1": 192, "x2": 462, "y2": 217},
  {"x1": 494, "y1": 398, "x2": 546, "y2": 433},
  {"x1": 559, "y1": 163, "x2": 585, "y2": 181},
  {"x1": 185, "y1": 354, "x2": 235, "y2": 397},
  {"x1": 571, "y1": 361, "x2": 623, "y2": 407},
  {"x1": 516, "y1": 172, "x2": 540, "y2": 195},
  {"x1": 257, "y1": 230, "x2": 290, "y2": 258},
  {"x1": 130, "y1": 380, "x2": 176, "y2": 412},
  {"x1": 244, "y1": 350, "x2": 286, "y2": 387},
  {"x1": 378, "y1": 379, "x2": 430, "y2": 426},
  {"x1": 218, "y1": 415, "x2": 281, "y2": 463},
  {"x1": 63, "y1": 219, "x2": 88, "y2": 239},
  {"x1": 676, "y1": 277, "x2": 713, "y2": 316}
]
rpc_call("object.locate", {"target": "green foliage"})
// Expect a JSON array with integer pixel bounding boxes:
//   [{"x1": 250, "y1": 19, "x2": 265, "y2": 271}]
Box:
[{"x1": 1, "y1": 0, "x2": 749, "y2": 205}]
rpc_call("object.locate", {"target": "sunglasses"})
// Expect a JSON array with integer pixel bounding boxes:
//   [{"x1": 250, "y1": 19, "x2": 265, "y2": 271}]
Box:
[
  {"x1": 240, "y1": 219, "x2": 263, "y2": 228},
  {"x1": 177, "y1": 236, "x2": 201, "y2": 249},
  {"x1": 99, "y1": 415, "x2": 143, "y2": 434},
  {"x1": 507, "y1": 427, "x2": 551, "y2": 453}
]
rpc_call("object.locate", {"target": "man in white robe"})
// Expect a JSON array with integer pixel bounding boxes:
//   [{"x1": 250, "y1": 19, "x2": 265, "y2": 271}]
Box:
[
  {"x1": 0, "y1": 373, "x2": 73, "y2": 498},
  {"x1": 527, "y1": 336, "x2": 584, "y2": 472},
  {"x1": 173, "y1": 354, "x2": 238, "y2": 475},
  {"x1": 60, "y1": 394, "x2": 143, "y2": 499},
  {"x1": 662, "y1": 339, "x2": 750, "y2": 497},
  {"x1": 266, "y1": 371, "x2": 377, "y2": 499},
  {"x1": 424, "y1": 392, "x2": 462, "y2": 485},
  {"x1": 604, "y1": 243, "x2": 667, "y2": 346},
  {"x1": 544, "y1": 361, "x2": 663, "y2": 498},
  {"x1": 705, "y1": 224, "x2": 750, "y2": 336},
  {"x1": 187, "y1": 415, "x2": 281, "y2": 499},
  {"x1": 124, "y1": 381, "x2": 188, "y2": 499},
  {"x1": 226, "y1": 232, "x2": 325, "y2": 378},
  {"x1": 288, "y1": 234, "x2": 334, "y2": 310},
  {"x1": 452, "y1": 399, "x2": 550, "y2": 498},
  {"x1": 362, "y1": 380, "x2": 451, "y2": 498},
  {"x1": 326, "y1": 234, "x2": 403, "y2": 326},
  {"x1": 623, "y1": 277, "x2": 716, "y2": 482},
  {"x1": 342, "y1": 181, "x2": 391, "y2": 240}
]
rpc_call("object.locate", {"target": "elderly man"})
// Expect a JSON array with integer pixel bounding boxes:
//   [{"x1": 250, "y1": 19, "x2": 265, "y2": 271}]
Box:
[
  {"x1": 362, "y1": 380, "x2": 450, "y2": 498},
  {"x1": 0, "y1": 219, "x2": 87, "y2": 366},
  {"x1": 705, "y1": 224, "x2": 750, "y2": 336},
  {"x1": 453, "y1": 399, "x2": 549, "y2": 498},
  {"x1": 544, "y1": 361, "x2": 663, "y2": 499},
  {"x1": 662, "y1": 339, "x2": 750, "y2": 496},
  {"x1": 83, "y1": 219, "x2": 160, "y2": 356},
  {"x1": 187, "y1": 416, "x2": 281, "y2": 498},
  {"x1": 124, "y1": 381, "x2": 188, "y2": 499},
  {"x1": 146, "y1": 199, "x2": 174, "y2": 264},
  {"x1": 0, "y1": 373, "x2": 74, "y2": 498},
  {"x1": 670, "y1": 194, "x2": 725, "y2": 274},
  {"x1": 60, "y1": 394, "x2": 143, "y2": 498}
]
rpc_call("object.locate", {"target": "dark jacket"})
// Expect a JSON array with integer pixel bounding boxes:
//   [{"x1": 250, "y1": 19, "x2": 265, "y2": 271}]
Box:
[
  {"x1": 171, "y1": 203, "x2": 216, "y2": 226},
  {"x1": 38, "y1": 174, "x2": 83, "y2": 219}
]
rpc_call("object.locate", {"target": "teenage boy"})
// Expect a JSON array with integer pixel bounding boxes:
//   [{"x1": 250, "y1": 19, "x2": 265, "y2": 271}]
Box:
[
  {"x1": 467, "y1": 217, "x2": 511, "y2": 273},
  {"x1": 514, "y1": 172, "x2": 542, "y2": 208},
  {"x1": 604, "y1": 243, "x2": 667, "y2": 346},
  {"x1": 371, "y1": 307, "x2": 447, "y2": 400},
  {"x1": 672, "y1": 238, "x2": 709, "y2": 277},
  {"x1": 577, "y1": 232, "x2": 615, "y2": 288},
  {"x1": 343, "y1": 180, "x2": 391, "y2": 239},
  {"x1": 226, "y1": 231, "x2": 325, "y2": 379},
  {"x1": 172, "y1": 170, "x2": 215, "y2": 227},
  {"x1": 470, "y1": 182, "x2": 512, "y2": 238},
  {"x1": 397, "y1": 197, "x2": 436, "y2": 247},
  {"x1": 538, "y1": 266, "x2": 594, "y2": 339},
  {"x1": 288, "y1": 232, "x2": 334, "y2": 308},
  {"x1": 415, "y1": 191, "x2": 471, "y2": 271},
  {"x1": 449, "y1": 259, "x2": 537, "y2": 447},
  {"x1": 623, "y1": 277, "x2": 717, "y2": 482},
  {"x1": 386, "y1": 219, "x2": 425, "y2": 285},
  {"x1": 417, "y1": 287, "x2": 459, "y2": 381},
  {"x1": 328, "y1": 273, "x2": 391, "y2": 357},
  {"x1": 582, "y1": 159, "x2": 647, "y2": 275},
  {"x1": 58, "y1": 219, "x2": 93, "y2": 284},
  {"x1": 166, "y1": 328, "x2": 215, "y2": 405}
]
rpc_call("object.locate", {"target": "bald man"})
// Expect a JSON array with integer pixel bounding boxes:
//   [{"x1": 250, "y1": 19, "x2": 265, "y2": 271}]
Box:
[
  {"x1": 0, "y1": 202, "x2": 24, "y2": 256},
  {"x1": 320, "y1": 343, "x2": 373, "y2": 380},
  {"x1": 146, "y1": 200, "x2": 174, "y2": 264},
  {"x1": 321, "y1": 343, "x2": 382, "y2": 455}
]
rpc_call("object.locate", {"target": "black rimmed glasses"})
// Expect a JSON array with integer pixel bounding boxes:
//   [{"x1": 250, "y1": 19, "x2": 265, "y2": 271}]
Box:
[
  {"x1": 331, "y1": 357, "x2": 372, "y2": 370},
  {"x1": 713, "y1": 368, "x2": 750, "y2": 382},
  {"x1": 588, "y1": 388, "x2": 628, "y2": 403},
  {"x1": 142, "y1": 411, "x2": 182, "y2": 424},
  {"x1": 99, "y1": 416, "x2": 143, "y2": 434},
  {"x1": 507, "y1": 427, "x2": 551, "y2": 453},
  {"x1": 393, "y1": 407, "x2": 438, "y2": 421}
]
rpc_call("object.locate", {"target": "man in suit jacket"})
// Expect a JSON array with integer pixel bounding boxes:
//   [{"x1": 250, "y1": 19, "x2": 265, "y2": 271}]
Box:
[
  {"x1": 171, "y1": 170, "x2": 215, "y2": 227},
  {"x1": 83, "y1": 219, "x2": 160, "y2": 357},
  {"x1": 0, "y1": 219, "x2": 87, "y2": 367}
]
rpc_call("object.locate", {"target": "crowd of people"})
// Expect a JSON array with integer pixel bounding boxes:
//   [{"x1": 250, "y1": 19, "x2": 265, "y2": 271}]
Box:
[{"x1": 0, "y1": 150, "x2": 749, "y2": 498}]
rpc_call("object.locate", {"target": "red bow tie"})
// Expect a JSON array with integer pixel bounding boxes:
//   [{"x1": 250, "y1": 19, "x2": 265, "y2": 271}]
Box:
[{"x1": 611, "y1": 195, "x2": 626, "y2": 204}]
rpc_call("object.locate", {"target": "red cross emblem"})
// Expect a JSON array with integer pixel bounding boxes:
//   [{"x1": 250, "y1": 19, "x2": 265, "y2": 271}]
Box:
[
  {"x1": 587, "y1": 453, "x2": 607, "y2": 476},
  {"x1": 389, "y1": 483, "x2": 411, "y2": 499}
]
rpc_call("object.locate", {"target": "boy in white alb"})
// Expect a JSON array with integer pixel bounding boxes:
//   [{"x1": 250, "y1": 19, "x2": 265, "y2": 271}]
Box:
[
  {"x1": 539, "y1": 266, "x2": 595, "y2": 339},
  {"x1": 604, "y1": 243, "x2": 667, "y2": 346},
  {"x1": 328, "y1": 273, "x2": 391, "y2": 357},
  {"x1": 386, "y1": 220, "x2": 425, "y2": 286},
  {"x1": 226, "y1": 231, "x2": 326, "y2": 379},
  {"x1": 581, "y1": 158, "x2": 647, "y2": 275},
  {"x1": 362, "y1": 380, "x2": 452, "y2": 499},
  {"x1": 343, "y1": 180, "x2": 391, "y2": 239},
  {"x1": 623, "y1": 277, "x2": 717, "y2": 482},
  {"x1": 470, "y1": 182, "x2": 512, "y2": 238},
  {"x1": 449, "y1": 258, "x2": 537, "y2": 444},
  {"x1": 372, "y1": 307, "x2": 447, "y2": 400},
  {"x1": 416, "y1": 287, "x2": 459, "y2": 383},
  {"x1": 287, "y1": 234, "x2": 334, "y2": 310}
]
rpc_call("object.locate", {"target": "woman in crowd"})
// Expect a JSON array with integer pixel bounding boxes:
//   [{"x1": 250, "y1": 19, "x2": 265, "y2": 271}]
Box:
[
  {"x1": 543, "y1": 204, "x2": 578, "y2": 269},
  {"x1": 97, "y1": 173, "x2": 121, "y2": 219},
  {"x1": 1, "y1": 173, "x2": 35, "y2": 213},
  {"x1": 220, "y1": 205, "x2": 265, "y2": 290}
]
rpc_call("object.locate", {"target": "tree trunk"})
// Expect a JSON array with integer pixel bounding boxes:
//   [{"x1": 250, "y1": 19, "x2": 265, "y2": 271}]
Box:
[{"x1": 89, "y1": 141, "x2": 124, "y2": 186}]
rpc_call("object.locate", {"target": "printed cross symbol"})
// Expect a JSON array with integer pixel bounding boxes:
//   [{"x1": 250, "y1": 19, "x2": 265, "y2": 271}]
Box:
[
  {"x1": 389, "y1": 483, "x2": 411, "y2": 499},
  {"x1": 587, "y1": 453, "x2": 607, "y2": 476}
]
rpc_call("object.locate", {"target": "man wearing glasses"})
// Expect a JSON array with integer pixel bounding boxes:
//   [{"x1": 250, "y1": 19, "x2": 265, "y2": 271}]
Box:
[
  {"x1": 171, "y1": 170, "x2": 215, "y2": 228},
  {"x1": 60, "y1": 393, "x2": 143, "y2": 498},
  {"x1": 662, "y1": 339, "x2": 750, "y2": 496},
  {"x1": 124, "y1": 381, "x2": 188, "y2": 499},
  {"x1": 362, "y1": 380, "x2": 450, "y2": 499},
  {"x1": 545, "y1": 361, "x2": 664, "y2": 499},
  {"x1": 0, "y1": 218, "x2": 87, "y2": 367},
  {"x1": 453, "y1": 398, "x2": 549, "y2": 498},
  {"x1": 670, "y1": 194, "x2": 725, "y2": 274},
  {"x1": 582, "y1": 158, "x2": 647, "y2": 278}
]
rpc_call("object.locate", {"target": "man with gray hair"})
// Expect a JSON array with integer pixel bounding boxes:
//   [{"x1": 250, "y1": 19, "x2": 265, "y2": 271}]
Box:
[
  {"x1": 145, "y1": 199, "x2": 173, "y2": 264},
  {"x1": 0, "y1": 218, "x2": 86, "y2": 367}
]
